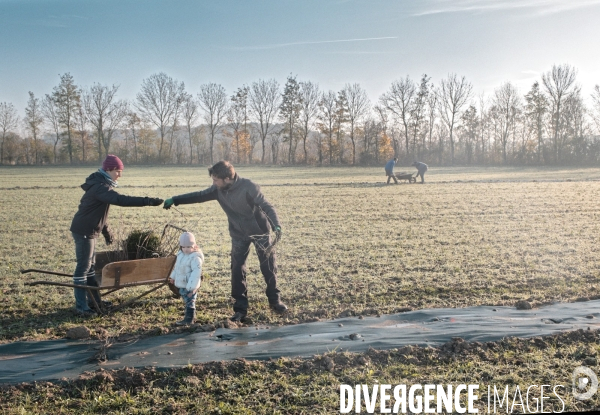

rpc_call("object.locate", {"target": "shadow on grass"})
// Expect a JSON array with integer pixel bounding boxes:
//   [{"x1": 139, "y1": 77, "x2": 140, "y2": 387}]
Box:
[{"x1": 0, "y1": 307, "x2": 88, "y2": 342}]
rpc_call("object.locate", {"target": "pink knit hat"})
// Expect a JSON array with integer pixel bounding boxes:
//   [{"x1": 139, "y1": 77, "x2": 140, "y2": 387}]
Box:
[
  {"x1": 179, "y1": 232, "x2": 198, "y2": 248},
  {"x1": 102, "y1": 154, "x2": 124, "y2": 171}
]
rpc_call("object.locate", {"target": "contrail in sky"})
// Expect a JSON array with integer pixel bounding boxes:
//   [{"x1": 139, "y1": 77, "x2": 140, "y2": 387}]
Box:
[
  {"x1": 229, "y1": 36, "x2": 398, "y2": 51},
  {"x1": 413, "y1": 0, "x2": 600, "y2": 16}
]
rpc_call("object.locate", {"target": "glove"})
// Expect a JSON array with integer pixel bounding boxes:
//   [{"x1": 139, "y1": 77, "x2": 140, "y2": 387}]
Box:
[
  {"x1": 275, "y1": 225, "x2": 282, "y2": 239},
  {"x1": 104, "y1": 231, "x2": 114, "y2": 245},
  {"x1": 163, "y1": 198, "x2": 174, "y2": 210},
  {"x1": 146, "y1": 197, "x2": 164, "y2": 206}
]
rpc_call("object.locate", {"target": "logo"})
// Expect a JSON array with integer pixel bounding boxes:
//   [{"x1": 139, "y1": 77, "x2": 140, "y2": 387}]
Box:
[{"x1": 572, "y1": 366, "x2": 598, "y2": 401}]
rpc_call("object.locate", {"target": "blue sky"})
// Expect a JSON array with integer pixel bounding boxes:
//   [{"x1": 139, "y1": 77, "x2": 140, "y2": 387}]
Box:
[{"x1": 1, "y1": 0, "x2": 599, "y2": 113}]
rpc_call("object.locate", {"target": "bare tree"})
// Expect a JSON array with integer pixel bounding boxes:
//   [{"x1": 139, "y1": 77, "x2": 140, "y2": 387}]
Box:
[
  {"x1": 198, "y1": 82, "x2": 229, "y2": 164},
  {"x1": 0, "y1": 102, "x2": 19, "y2": 165},
  {"x1": 84, "y1": 83, "x2": 128, "y2": 161},
  {"x1": 411, "y1": 74, "x2": 431, "y2": 156},
  {"x1": 270, "y1": 126, "x2": 284, "y2": 164},
  {"x1": 228, "y1": 86, "x2": 250, "y2": 164},
  {"x1": 318, "y1": 90, "x2": 337, "y2": 165},
  {"x1": 181, "y1": 93, "x2": 199, "y2": 163},
  {"x1": 560, "y1": 87, "x2": 585, "y2": 161},
  {"x1": 279, "y1": 75, "x2": 302, "y2": 164},
  {"x1": 438, "y1": 73, "x2": 473, "y2": 164},
  {"x1": 73, "y1": 99, "x2": 90, "y2": 162},
  {"x1": 335, "y1": 90, "x2": 348, "y2": 164},
  {"x1": 249, "y1": 78, "x2": 280, "y2": 164},
  {"x1": 23, "y1": 92, "x2": 44, "y2": 164},
  {"x1": 524, "y1": 81, "x2": 549, "y2": 163},
  {"x1": 381, "y1": 76, "x2": 416, "y2": 158},
  {"x1": 477, "y1": 92, "x2": 489, "y2": 163},
  {"x1": 52, "y1": 73, "x2": 80, "y2": 164},
  {"x1": 343, "y1": 83, "x2": 370, "y2": 164},
  {"x1": 542, "y1": 64, "x2": 577, "y2": 163},
  {"x1": 136, "y1": 72, "x2": 185, "y2": 162},
  {"x1": 592, "y1": 85, "x2": 600, "y2": 134},
  {"x1": 360, "y1": 116, "x2": 380, "y2": 162},
  {"x1": 125, "y1": 112, "x2": 142, "y2": 163},
  {"x1": 41, "y1": 95, "x2": 62, "y2": 163},
  {"x1": 426, "y1": 89, "x2": 438, "y2": 153},
  {"x1": 298, "y1": 81, "x2": 320, "y2": 164},
  {"x1": 460, "y1": 105, "x2": 479, "y2": 164},
  {"x1": 374, "y1": 104, "x2": 393, "y2": 161},
  {"x1": 492, "y1": 82, "x2": 521, "y2": 164}
]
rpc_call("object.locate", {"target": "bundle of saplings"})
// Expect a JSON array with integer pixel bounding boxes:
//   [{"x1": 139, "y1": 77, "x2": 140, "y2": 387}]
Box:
[{"x1": 125, "y1": 229, "x2": 162, "y2": 259}]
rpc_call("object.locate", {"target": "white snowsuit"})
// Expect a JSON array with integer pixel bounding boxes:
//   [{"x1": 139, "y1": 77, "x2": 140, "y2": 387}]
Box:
[{"x1": 169, "y1": 250, "x2": 204, "y2": 292}]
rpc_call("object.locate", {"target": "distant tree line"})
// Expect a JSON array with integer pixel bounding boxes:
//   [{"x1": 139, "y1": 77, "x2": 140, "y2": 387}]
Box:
[{"x1": 2, "y1": 64, "x2": 600, "y2": 167}]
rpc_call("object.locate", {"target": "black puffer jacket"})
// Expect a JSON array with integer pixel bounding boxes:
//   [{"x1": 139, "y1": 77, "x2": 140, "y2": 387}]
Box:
[
  {"x1": 70, "y1": 171, "x2": 150, "y2": 238},
  {"x1": 172, "y1": 174, "x2": 280, "y2": 240}
]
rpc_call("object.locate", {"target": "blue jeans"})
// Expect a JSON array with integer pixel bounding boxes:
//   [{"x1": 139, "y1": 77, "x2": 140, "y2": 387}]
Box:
[
  {"x1": 72, "y1": 232, "x2": 96, "y2": 313},
  {"x1": 179, "y1": 288, "x2": 197, "y2": 310}
]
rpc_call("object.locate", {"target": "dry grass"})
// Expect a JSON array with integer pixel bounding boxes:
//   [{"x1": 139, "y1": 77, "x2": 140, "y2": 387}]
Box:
[
  {"x1": 2, "y1": 165, "x2": 600, "y2": 412},
  {"x1": 1, "y1": 329, "x2": 599, "y2": 413},
  {"x1": 1, "y1": 165, "x2": 600, "y2": 341}
]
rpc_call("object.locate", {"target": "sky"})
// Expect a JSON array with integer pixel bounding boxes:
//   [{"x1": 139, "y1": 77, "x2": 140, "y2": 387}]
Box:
[{"x1": 1, "y1": 0, "x2": 599, "y2": 114}]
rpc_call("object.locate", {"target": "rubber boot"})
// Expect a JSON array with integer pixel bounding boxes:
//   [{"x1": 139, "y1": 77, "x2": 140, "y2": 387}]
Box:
[{"x1": 176, "y1": 307, "x2": 196, "y2": 326}]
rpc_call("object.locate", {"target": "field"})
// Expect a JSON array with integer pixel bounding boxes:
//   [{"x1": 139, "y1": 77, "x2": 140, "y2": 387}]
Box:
[{"x1": 1, "y1": 165, "x2": 600, "y2": 413}]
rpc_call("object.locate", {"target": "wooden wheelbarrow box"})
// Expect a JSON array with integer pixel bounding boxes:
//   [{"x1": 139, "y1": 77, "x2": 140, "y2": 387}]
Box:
[{"x1": 22, "y1": 252, "x2": 176, "y2": 314}]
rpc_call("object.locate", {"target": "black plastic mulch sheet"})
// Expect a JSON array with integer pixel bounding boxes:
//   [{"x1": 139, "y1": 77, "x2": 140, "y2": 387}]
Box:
[{"x1": 1, "y1": 300, "x2": 599, "y2": 384}]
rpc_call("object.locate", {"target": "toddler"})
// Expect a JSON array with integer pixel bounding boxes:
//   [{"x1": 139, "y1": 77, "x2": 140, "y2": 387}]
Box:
[{"x1": 169, "y1": 232, "x2": 204, "y2": 325}]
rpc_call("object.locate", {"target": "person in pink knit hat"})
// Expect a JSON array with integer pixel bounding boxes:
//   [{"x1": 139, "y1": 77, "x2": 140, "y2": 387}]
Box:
[
  {"x1": 69, "y1": 155, "x2": 164, "y2": 316},
  {"x1": 169, "y1": 232, "x2": 204, "y2": 325}
]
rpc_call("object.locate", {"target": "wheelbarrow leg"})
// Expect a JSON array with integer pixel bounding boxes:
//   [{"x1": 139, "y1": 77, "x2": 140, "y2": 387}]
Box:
[
  {"x1": 109, "y1": 282, "x2": 168, "y2": 314},
  {"x1": 86, "y1": 287, "x2": 104, "y2": 314}
]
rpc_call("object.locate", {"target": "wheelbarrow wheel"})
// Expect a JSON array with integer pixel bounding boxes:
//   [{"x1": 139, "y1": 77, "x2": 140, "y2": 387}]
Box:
[{"x1": 410, "y1": 177, "x2": 417, "y2": 183}]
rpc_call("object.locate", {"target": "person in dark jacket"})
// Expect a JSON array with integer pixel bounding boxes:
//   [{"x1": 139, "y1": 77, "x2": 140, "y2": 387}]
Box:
[
  {"x1": 70, "y1": 155, "x2": 163, "y2": 316},
  {"x1": 412, "y1": 161, "x2": 428, "y2": 184},
  {"x1": 163, "y1": 160, "x2": 287, "y2": 322}
]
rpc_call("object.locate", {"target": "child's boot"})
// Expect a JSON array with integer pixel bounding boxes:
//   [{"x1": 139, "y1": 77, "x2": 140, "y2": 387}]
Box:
[{"x1": 176, "y1": 307, "x2": 196, "y2": 326}]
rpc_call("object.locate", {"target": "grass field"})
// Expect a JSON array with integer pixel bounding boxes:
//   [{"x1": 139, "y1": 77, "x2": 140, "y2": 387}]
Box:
[{"x1": 1, "y1": 165, "x2": 600, "y2": 413}]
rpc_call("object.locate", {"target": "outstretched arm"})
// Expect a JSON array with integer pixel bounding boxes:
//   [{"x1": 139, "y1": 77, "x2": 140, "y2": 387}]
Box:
[
  {"x1": 95, "y1": 184, "x2": 161, "y2": 207},
  {"x1": 170, "y1": 186, "x2": 219, "y2": 207}
]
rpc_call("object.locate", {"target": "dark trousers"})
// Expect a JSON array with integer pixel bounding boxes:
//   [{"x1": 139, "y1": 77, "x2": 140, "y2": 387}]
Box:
[
  {"x1": 231, "y1": 235, "x2": 280, "y2": 313},
  {"x1": 416, "y1": 169, "x2": 427, "y2": 183},
  {"x1": 386, "y1": 170, "x2": 398, "y2": 184},
  {"x1": 72, "y1": 232, "x2": 101, "y2": 312}
]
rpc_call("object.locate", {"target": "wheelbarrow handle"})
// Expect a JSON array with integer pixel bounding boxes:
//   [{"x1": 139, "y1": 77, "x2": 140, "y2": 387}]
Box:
[{"x1": 20, "y1": 268, "x2": 72, "y2": 277}]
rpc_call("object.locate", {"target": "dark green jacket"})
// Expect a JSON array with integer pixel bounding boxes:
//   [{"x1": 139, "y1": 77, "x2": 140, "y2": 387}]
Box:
[{"x1": 172, "y1": 174, "x2": 280, "y2": 240}]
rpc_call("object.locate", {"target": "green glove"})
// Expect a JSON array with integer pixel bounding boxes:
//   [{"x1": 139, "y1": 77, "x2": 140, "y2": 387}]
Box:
[{"x1": 163, "y1": 198, "x2": 174, "y2": 210}]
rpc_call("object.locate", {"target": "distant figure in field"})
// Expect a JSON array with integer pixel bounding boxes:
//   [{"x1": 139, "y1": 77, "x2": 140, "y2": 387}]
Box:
[
  {"x1": 412, "y1": 161, "x2": 428, "y2": 184},
  {"x1": 70, "y1": 155, "x2": 163, "y2": 316},
  {"x1": 163, "y1": 160, "x2": 287, "y2": 323},
  {"x1": 385, "y1": 157, "x2": 398, "y2": 184}
]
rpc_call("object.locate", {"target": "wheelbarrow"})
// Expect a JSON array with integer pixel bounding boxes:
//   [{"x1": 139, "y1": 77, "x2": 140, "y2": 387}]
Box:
[
  {"x1": 21, "y1": 224, "x2": 185, "y2": 314},
  {"x1": 395, "y1": 172, "x2": 417, "y2": 183},
  {"x1": 22, "y1": 254, "x2": 177, "y2": 314}
]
